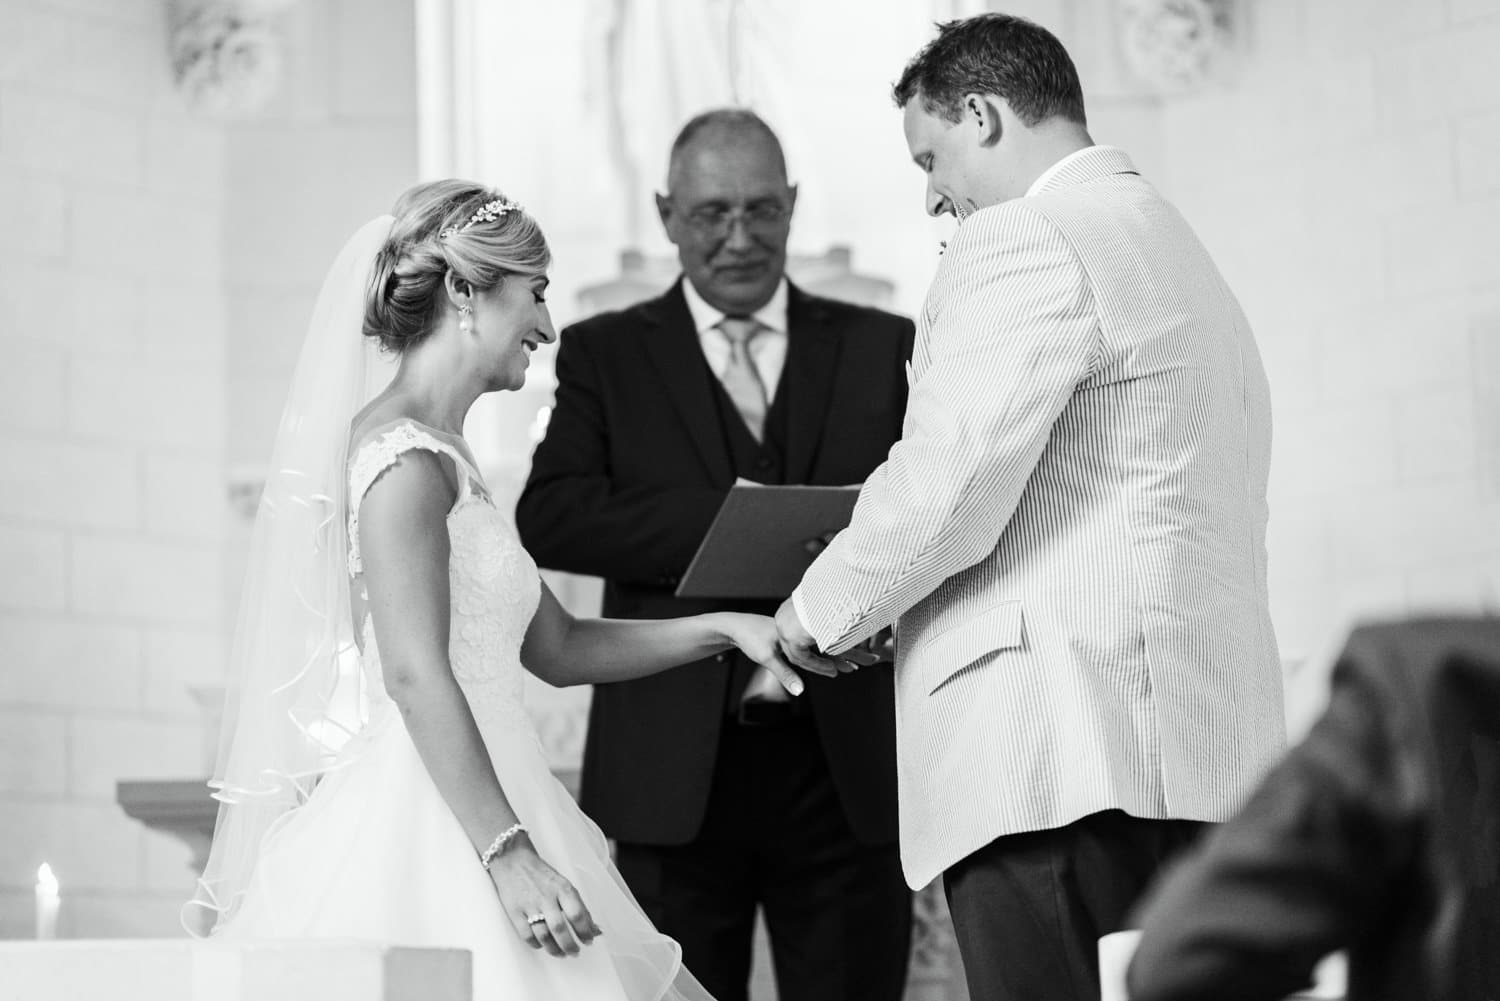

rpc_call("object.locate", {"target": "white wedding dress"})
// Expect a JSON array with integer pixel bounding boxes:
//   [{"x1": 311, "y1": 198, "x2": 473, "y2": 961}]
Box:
[{"x1": 218, "y1": 418, "x2": 711, "y2": 1001}]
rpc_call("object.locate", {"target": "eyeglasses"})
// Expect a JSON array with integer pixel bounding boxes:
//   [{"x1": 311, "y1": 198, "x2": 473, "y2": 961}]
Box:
[{"x1": 673, "y1": 200, "x2": 790, "y2": 237}]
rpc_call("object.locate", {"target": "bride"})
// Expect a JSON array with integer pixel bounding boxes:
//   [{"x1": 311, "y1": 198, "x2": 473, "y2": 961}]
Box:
[{"x1": 189, "y1": 180, "x2": 840, "y2": 1000}]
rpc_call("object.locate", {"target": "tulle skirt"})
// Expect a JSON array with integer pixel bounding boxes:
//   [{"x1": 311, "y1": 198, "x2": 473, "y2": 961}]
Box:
[{"x1": 217, "y1": 700, "x2": 714, "y2": 1001}]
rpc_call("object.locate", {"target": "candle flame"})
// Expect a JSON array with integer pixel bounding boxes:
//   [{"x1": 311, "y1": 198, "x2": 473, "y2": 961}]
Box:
[{"x1": 37, "y1": 863, "x2": 58, "y2": 893}]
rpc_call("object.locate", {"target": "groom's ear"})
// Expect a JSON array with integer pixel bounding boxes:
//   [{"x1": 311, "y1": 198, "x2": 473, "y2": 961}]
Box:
[{"x1": 963, "y1": 93, "x2": 1005, "y2": 148}]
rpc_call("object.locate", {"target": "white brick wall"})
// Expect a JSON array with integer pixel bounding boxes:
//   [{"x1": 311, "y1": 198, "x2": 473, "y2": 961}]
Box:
[
  {"x1": 0, "y1": 526, "x2": 67, "y2": 611},
  {"x1": 0, "y1": 616, "x2": 143, "y2": 710},
  {"x1": 70, "y1": 536, "x2": 222, "y2": 624},
  {"x1": 68, "y1": 717, "x2": 201, "y2": 801},
  {"x1": 1143, "y1": 0, "x2": 1500, "y2": 688},
  {"x1": 0, "y1": 711, "x2": 67, "y2": 795},
  {"x1": 0, "y1": 440, "x2": 139, "y2": 529},
  {"x1": 0, "y1": 0, "x2": 228, "y2": 939},
  {"x1": 0, "y1": 343, "x2": 67, "y2": 433},
  {"x1": 1, "y1": 0, "x2": 418, "y2": 941},
  {"x1": 220, "y1": 1, "x2": 420, "y2": 519}
]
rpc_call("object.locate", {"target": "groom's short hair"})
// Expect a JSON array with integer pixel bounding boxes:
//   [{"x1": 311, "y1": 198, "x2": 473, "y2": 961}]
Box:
[{"x1": 893, "y1": 13, "x2": 1087, "y2": 128}]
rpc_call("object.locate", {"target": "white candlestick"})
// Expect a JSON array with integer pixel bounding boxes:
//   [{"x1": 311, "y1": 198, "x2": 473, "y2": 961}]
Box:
[{"x1": 35, "y1": 863, "x2": 59, "y2": 940}]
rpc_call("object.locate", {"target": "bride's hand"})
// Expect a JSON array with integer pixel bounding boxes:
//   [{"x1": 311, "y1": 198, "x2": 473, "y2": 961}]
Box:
[
  {"x1": 486, "y1": 833, "x2": 601, "y2": 956},
  {"x1": 718, "y1": 612, "x2": 848, "y2": 688}
]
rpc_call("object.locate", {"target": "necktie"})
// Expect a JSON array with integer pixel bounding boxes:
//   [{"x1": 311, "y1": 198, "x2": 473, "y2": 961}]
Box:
[
  {"x1": 717, "y1": 316, "x2": 767, "y2": 442},
  {"x1": 717, "y1": 316, "x2": 790, "y2": 707}
]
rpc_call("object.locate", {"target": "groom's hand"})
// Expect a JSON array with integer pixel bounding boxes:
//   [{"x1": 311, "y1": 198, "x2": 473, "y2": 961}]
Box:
[{"x1": 775, "y1": 599, "x2": 859, "y2": 677}]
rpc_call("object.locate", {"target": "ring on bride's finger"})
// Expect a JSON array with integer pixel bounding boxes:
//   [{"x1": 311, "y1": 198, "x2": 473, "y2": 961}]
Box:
[{"x1": 526, "y1": 913, "x2": 547, "y2": 925}]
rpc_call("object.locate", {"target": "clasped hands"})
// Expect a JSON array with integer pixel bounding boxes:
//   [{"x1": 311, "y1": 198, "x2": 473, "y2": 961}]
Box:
[
  {"x1": 719, "y1": 596, "x2": 891, "y2": 698},
  {"x1": 773, "y1": 598, "x2": 891, "y2": 679},
  {"x1": 719, "y1": 605, "x2": 891, "y2": 697},
  {"x1": 711, "y1": 516, "x2": 891, "y2": 693}
]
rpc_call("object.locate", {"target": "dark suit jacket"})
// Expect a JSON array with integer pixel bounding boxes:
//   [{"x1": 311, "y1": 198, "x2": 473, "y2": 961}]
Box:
[
  {"x1": 1127, "y1": 617, "x2": 1500, "y2": 1001},
  {"x1": 516, "y1": 279, "x2": 914, "y2": 846}
]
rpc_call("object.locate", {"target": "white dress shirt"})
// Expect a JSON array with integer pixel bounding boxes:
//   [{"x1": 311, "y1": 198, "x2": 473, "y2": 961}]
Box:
[{"x1": 681, "y1": 277, "x2": 790, "y2": 403}]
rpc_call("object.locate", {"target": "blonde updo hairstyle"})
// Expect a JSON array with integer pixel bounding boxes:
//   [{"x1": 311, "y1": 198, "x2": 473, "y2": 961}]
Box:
[{"x1": 363, "y1": 179, "x2": 550, "y2": 353}]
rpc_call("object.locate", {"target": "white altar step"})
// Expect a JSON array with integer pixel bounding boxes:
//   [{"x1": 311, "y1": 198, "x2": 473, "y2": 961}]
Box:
[{"x1": 0, "y1": 940, "x2": 470, "y2": 1001}]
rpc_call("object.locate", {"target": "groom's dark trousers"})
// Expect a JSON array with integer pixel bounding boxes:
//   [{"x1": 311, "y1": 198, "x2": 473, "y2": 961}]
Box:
[
  {"x1": 944, "y1": 809, "x2": 1208, "y2": 1001},
  {"x1": 517, "y1": 279, "x2": 914, "y2": 1001}
]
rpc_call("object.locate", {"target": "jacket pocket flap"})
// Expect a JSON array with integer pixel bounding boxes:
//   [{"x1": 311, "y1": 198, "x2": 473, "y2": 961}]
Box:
[{"x1": 923, "y1": 600, "x2": 1024, "y2": 695}]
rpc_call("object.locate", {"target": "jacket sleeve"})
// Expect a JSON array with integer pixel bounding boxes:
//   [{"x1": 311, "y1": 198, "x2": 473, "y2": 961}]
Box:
[
  {"x1": 1126, "y1": 657, "x2": 1419, "y2": 1001},
  {"x1": 515, "y1": 326, "x2": 725, "y2": 586},
  {"x1": 794, "y1": 204, "x2": 1098, "y2": 652}
]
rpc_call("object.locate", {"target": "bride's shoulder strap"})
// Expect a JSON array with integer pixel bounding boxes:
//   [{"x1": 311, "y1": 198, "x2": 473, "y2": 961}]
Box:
[
  {"x1": 346, "y1": 420, "x2": 480, "y2": 575},
  {"x1": 348, "y1": 419, "x2": 478, "y2": 504}
]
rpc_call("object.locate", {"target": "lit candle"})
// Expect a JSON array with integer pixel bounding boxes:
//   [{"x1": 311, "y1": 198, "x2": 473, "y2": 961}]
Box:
[{"x1": 35, "y1": 863, "x2": 59, "y2": 940}]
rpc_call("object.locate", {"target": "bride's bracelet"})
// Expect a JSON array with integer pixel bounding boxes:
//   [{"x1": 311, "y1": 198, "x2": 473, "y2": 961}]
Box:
[{"x1": 479, "y1": 823, "x2": 527, "y2": 870}]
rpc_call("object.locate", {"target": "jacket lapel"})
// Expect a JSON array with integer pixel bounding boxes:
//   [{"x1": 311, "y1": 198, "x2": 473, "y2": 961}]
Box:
[
  {"x1": 781, "y1": 284, "x2": 842, "y2": 482},
  {"x1": 640, "y1": 281, "x2": 736, "y2": 486}
]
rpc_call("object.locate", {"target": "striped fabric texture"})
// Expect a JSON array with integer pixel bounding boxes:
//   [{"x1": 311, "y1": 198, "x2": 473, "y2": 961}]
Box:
[{"x1": 795, "y1": 146, "x2": 1288, "y2": 890}]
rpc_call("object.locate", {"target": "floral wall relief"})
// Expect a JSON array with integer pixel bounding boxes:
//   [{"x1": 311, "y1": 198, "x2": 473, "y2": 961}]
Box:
[
  {"x1": 1118, "y1": 0, "x2": 1239, "y2": 95},
  {"x1": 167, "y1": 0, "x2": 294, "y2": 115}
]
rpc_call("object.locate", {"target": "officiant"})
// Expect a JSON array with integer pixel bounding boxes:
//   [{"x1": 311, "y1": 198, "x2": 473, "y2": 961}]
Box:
[{"x1": 516, "y1": 109, "x2": 914, "y2": 1001}]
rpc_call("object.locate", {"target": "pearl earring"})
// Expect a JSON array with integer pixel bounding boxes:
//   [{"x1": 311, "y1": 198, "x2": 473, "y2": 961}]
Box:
[{"x1": 458, "y1": 303, "x2": 474, "y2": 334}]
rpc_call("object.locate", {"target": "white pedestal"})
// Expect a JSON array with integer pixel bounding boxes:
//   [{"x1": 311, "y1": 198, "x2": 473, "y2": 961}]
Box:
[{"x1": 0, "y1": 939, "x2": 470, "y2": 1001}]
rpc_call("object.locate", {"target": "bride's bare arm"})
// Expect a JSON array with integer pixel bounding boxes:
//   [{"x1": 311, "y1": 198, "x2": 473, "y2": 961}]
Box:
[
  {"x1": 358, "y1": 450, "x2": 599, "y2": 956},
  {"x1": 519, "y1": 580, "x2": 824, "y2": 690}
]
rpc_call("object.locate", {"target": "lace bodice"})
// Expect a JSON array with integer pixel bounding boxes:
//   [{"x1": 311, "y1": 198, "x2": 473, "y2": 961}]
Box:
[{"x1": 347, "y1": 421, "x2": 541, "y2": 738}]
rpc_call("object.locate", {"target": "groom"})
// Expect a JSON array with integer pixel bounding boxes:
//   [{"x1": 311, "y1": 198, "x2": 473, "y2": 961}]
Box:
[{"x1": 775, "y1": 14, "x2": 1288, "y2": 1001}]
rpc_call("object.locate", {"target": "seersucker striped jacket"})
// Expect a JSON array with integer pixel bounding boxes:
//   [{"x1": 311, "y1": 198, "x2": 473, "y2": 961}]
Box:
[{"x1": 794, "y1": 146, "x2": 1288, "y2": 890}]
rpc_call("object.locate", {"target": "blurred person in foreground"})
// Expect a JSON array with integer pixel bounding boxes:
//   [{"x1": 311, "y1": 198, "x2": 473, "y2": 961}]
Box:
[{"x1": 1129, "y1": 617, "x2": 1500, "y2": 1001}]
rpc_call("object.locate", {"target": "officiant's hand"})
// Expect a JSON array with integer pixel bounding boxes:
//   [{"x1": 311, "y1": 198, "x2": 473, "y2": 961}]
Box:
[
  {"x1": 774, "y1": 599, "x2": 863, "y2": 677},
  {"x1": 488, "y1": 833, "x2": 602, "y2": 957},
  {"x1": 851, "y1": 626, "x2": 896, "y2": 664},
  {"x1": 802, "y1": 530, "x2": 838, "y2": 556}
]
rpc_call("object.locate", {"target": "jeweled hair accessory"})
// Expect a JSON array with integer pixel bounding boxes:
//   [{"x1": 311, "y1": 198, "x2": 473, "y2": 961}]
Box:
[{"x1": 439, "y1": 198, "x2": 522, "y2": 239}]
